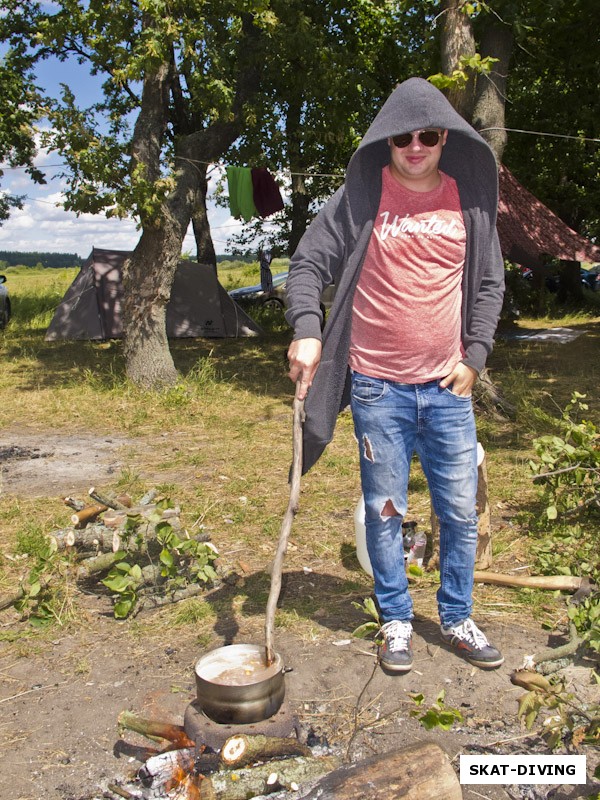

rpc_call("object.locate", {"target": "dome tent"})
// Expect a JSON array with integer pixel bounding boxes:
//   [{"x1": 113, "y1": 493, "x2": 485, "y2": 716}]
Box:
[{"x1": 45, "y1": 248, "x2": 261, "y2": 341}]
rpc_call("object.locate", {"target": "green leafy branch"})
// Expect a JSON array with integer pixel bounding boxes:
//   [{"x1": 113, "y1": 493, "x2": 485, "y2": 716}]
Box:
[
  {"x1": 514, "y1": 670, "x2": 599, "y2": 750},
  {"x1": 409, "y1": 690, "x2": 463, "y2": 731},
  {"x1": 351, "y1": 596, "x2": 382, "y2": 640},
  {"x1": 530, "y1": 392, "x2": 599, "y2": 521},
  {"x1": 101, "y1": 508, "x2": 218, "y2": 618},
  {"x1": 428, "y1": 54, "x2": 498, "y2": 92}
]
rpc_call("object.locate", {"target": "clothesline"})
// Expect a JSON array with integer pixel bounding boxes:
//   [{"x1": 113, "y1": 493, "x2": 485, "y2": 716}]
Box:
[
  {"x1": 3, "y1": 126, "x2": 598, "y2": 180},
  {"x1": 479, "y1": 127, "x2": 600, "y2": 143}
]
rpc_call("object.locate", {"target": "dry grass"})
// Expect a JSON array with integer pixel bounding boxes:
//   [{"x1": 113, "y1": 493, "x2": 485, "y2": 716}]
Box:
[{"x1": 1, "y1": 267, "x2": 599, "y2": 642}]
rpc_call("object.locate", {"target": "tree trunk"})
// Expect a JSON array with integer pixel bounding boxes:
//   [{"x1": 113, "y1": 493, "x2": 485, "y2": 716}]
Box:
[
  {"x1": 122, "y1": 36, "x2": 182, "y2": 389},
  {"x1": 192, "y1": 169, "x2": 217, "y2": 269},
  {"x1": 123, "y1": 225, "x2": 183, "y2": 388},
  {"x1": 122, "y1": 14, "x2": 263, "y2": 388},
  {"x1": 472, "y1": 20, "x2": 513, "y2": 164},
  {"x1": 286, "y1": 98, "x2": 311, "y2": 256},
  {"x1": 440, "y1": 0, "x2": 477, "y2": 121},
  {"x1": 557, "y1": 259, "x2": 584, "y2": 303}
]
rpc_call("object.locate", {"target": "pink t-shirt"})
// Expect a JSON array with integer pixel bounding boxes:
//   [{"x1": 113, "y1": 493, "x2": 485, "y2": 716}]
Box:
[{"x1": 349, "y1": 167, "x2": 466, "y2": 383}]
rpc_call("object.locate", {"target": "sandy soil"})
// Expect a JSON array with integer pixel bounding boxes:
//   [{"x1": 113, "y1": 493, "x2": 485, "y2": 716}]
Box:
[{"x1": 0, "y1": 433, "x2": 597, "y2": 800}]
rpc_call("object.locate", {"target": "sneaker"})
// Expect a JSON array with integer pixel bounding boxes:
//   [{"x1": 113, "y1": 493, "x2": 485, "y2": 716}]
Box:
[
  {"x1": 440, "y1": 618, "x2": 504, "y2": 668},
  {"x1": 379, "y1": 620, "x2": 413, "y2": 672}
]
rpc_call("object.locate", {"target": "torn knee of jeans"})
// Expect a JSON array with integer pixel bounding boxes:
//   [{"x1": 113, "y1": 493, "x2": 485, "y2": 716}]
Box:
[
  {"x1": 362, "y1": 434, "x2": 374, "y2": 463},
  {"x1": 381, "y1": 499, "x2": 400, "y2": 517}
]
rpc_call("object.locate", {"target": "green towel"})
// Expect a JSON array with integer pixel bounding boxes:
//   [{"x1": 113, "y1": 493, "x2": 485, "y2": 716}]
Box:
[{"x1": 226, "y1": 166, "x2": 258, "y2": 222}]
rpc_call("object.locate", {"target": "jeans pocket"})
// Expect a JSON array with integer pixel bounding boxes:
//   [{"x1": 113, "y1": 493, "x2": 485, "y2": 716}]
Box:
[
  {"x1": 351, "y1": 374, "x2": 387, "y2": 403},
  {"x1": 442, "y1": 386, "x2": 472, "y2": 401}
]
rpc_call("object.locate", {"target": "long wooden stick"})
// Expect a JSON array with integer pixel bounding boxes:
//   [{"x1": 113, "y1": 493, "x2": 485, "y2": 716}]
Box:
[
  {"x1": 264, "y1": 391, "x2": 305, "y2": 666},
  {"x1": 473, "y1": 571, "x2": 584, "y2": 591}
]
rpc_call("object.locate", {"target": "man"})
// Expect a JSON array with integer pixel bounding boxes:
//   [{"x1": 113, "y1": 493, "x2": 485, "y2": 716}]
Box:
[{"x1": 285, "y1": 78, "x2": 505, "y2": 673}]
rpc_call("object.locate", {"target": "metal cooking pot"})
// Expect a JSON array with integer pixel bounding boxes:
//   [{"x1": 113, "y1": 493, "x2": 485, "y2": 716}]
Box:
[{"x1": 194, "y1": 643, "x2": 285, "y2": 724}]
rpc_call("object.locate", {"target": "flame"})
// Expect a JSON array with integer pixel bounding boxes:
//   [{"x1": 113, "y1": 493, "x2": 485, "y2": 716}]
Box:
[{"x1": 165, "y1": 765, "x2": 203, "y2": 799}]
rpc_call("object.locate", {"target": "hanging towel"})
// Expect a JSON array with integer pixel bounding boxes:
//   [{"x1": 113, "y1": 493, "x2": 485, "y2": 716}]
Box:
[
  {"x1": 226, "y1": 166, "x2": 258, "y2": 222},
  {"x1": 251, "y1": 168, "x2": 285, "y2": 217}
]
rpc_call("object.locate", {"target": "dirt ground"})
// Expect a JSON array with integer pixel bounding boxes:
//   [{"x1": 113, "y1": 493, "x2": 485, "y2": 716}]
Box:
[{"x1": 0, "y1": 432, "x2": 597, "y2": 800}]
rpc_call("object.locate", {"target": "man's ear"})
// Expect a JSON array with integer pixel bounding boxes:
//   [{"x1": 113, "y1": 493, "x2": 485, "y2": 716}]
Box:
[{"x1": 442, "y1": 129, "x2": 448, "y2": 146}]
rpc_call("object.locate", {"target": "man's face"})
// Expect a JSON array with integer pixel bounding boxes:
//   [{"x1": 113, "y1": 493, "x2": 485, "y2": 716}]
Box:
[{"x1": 387, "y1": 128, "x2": 447, "y2": 192}]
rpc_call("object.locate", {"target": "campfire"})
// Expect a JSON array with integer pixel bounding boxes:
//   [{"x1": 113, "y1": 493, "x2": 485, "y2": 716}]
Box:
[{"x1": 112, "y1": 703, "x2": 462, "y2": 800}]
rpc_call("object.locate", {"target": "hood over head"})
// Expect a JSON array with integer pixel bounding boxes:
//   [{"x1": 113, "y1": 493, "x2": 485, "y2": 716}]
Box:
[{"x1": 345, "y1": 77, "x2": 499, "y2": 218}]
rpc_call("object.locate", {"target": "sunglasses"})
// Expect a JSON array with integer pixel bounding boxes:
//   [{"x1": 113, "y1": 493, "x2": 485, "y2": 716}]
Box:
[{"x1": 392, "y1": 130, "x2": 442, "y2": 148}]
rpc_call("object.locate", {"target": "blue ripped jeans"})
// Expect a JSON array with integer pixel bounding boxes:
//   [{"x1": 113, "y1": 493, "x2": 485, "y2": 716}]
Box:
[{"x1": 350, "y1": 371, "x2": 478, "y2": 628}]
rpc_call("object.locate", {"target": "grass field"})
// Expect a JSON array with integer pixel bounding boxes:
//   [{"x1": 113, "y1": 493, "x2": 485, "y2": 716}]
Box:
[{"x1": 0, "y1": 264, "x2": 598, "y2": 636}]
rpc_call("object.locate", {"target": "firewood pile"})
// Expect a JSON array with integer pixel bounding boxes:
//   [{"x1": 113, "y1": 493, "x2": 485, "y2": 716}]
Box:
[
  {"x1": 0, "y1": 486, "x2": 219, "y2": 618},
  {"x1": 111, "y1": 712, "x2": 462, "y2": 799}
]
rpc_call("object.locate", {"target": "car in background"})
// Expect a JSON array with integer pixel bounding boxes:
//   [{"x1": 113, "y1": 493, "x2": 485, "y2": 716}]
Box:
[
  {"x1": 229, "y1": 271, "x2": 336, "y2": 318},
  {"x1": 581, "y1": 266, "x2": 600, "y2": 292},
  {"x1": 228, "y1": 271, "x2": 289, "y2": 309},
  {"x1": 0, "y1": 274, "x2": 11, "y2": 329},
  {"x1": 520, "y1": 266, "x2": 560, "y2": 293}
]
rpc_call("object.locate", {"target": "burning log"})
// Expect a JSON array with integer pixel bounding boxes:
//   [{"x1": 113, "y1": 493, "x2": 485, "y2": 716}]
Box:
[
  {"x1": 300, "y1": 742, "x2": 461, "y2": 799},
  {"x1": 138, "y1": 747, "x2": 196, "y2": 782},
  {"x1": 118, "y1": 711, "x2": 196, "y2": 749},
  {"x1": 139, "y1": 748, "x2": 341, "y2": 800},
  {"x1": 220, "y1": 734, "x2": 311, "y2": 769},
  {"x1": 207, "y1": 756, "x2": 341, "y2": 799}
]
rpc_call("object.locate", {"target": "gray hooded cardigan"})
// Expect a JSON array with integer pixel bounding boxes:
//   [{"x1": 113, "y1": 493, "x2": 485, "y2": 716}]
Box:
[{"x1": 285, "y1": 77, "x2": 505, "y2": 474}]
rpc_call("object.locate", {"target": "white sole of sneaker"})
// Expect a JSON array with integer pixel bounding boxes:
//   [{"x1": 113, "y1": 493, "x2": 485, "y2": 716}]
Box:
[
  {"x1": 379, "y1": 660, "x2": 413, "y2": 673},
  {"x1": 467, "y1": 656, "x2": 505, "y2": 669}
]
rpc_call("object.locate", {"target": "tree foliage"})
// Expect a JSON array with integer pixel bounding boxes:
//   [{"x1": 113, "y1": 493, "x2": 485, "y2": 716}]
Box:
[
  {"x1": 222, "y1": 0, "x2": 435, "y2": 256},
  {"x1": 0, "y1": 47, "x2": 45, "y2": 222},
  {"x1": 502, "y1": 0, "x2": 600, "y2": 239}
]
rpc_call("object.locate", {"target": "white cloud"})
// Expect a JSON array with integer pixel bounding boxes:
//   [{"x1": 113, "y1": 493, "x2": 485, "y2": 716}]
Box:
[{"x1": 1, "y1": 154, "x2": 281, "y2": 257}]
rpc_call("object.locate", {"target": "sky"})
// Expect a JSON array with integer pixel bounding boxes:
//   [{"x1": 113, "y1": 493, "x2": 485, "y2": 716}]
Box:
[{"x1": 0, "y1": 52, "x2": 252, "y2": 258}]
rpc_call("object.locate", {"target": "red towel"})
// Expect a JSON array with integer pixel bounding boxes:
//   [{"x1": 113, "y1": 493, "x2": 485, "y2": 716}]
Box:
[{"x1": 251, "y1": 168, "x2": 284, "y2": 217}]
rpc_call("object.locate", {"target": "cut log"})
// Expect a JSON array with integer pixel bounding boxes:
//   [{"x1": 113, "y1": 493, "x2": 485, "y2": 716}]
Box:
[
  {"x1": 118, "y1": 711, "x2": 195, "y2": 749},
  {"x1": 300, "y1": 742, "x2": 461, "y2": 800},
  {"x1": 207, "y1": 755, "x2": 340, "y2": 800},
  {"x1": 71, "y1": 503, "x2": 108, "y2": 528},
  {"x1": 76, "y1": 551, "x2": 122, "y2": 577},
  {"x1": 89, "y1": 486, "x2": 129, "y2": 510},
  {"x1": 63, "y1": 496, "x2": 86, "y2": 512},
  {"x1": 473, "y1": 571, "x2": 585, "y2": 591},
  {"x1": 49, "y1": 524, "x2": 121, "y2": 553},
  {"x1": 475, "y1": 449, "x2": 492, "y2": 569},
  {"x1": 140, "y1": 488, "x2": 159, "y2": 505},
  {"x1": 138, "y1": 747, "x2": 196, "y2": 784},
  {"x1": 132, "y1": 583, "x2": 207, "y2": 615},
  {"x1": 220, "y1": 734, "x2": 311, "y2": 769}
]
